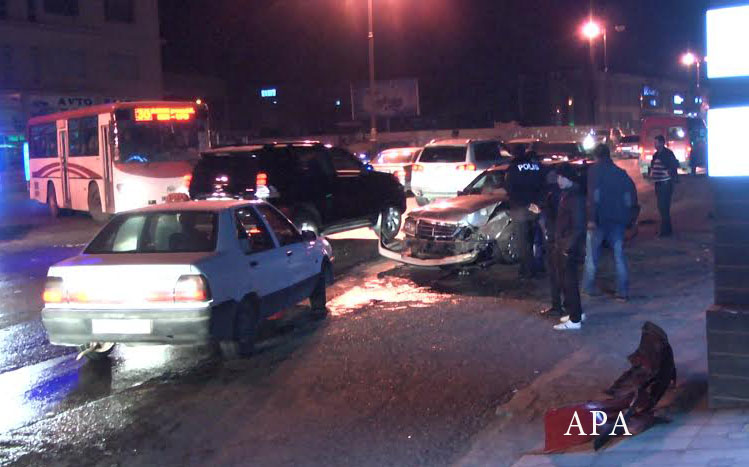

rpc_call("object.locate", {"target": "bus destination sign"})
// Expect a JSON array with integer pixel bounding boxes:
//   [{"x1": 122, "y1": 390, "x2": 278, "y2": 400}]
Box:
[{"x1": 134, "y1": 107, "x2": 196, "y2": 122}]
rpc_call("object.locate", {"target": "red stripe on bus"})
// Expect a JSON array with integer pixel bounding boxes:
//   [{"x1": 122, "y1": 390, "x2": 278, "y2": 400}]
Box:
[
  {"x1": 32, "y1": 162, "x2": 60, "y2": 178},
  {"x1": 32, "y1": 162, "x2": 101, "y2": 179},
  {"x1": 67, "y1": 163, "x2": 102, "y2": 179}
]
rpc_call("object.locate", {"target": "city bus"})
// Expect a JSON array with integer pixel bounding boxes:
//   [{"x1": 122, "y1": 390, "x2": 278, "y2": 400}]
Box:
[{"x1": 26, "y1": 101, "x2": 210, "y2": 220}]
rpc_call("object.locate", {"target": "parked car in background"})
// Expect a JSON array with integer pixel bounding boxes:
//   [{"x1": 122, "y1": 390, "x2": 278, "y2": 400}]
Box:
[
  {"x1": 410, "y1": 139, "x2": 509, "y2": 206},
  {"x1": 506, "y1": 138, "x2": 542, "y2": 156},
  {"x1": 371, "y1": 147, "x2": 422, "y2": 194},
  {"x1": 639, "y1": 116, "x2": 707, "y2": 176},
  {"x1": 615, "y1": 135, "x2": 641, "y2": 159},
  {"x1": 41, "y1": 200, "x2": 334, "y2": 360},
  {"x1": 189, "y1": 142, "x2": 406, "y2": 241}
]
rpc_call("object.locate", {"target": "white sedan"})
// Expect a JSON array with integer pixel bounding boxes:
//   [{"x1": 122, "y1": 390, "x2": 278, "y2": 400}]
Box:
[{"x1": 41, "y1": 200, "x2": 334, "y2": 360}]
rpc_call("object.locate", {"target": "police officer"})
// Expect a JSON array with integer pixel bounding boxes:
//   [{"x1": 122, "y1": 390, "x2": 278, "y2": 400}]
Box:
[{"x1": 506, "y1": 147, "x2": 544, "y2": 279}]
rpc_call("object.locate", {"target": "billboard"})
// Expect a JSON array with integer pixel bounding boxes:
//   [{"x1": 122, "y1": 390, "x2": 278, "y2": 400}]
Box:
[
  {"x1": 351, "y1": 79, "x2": 420, "y2": 118},
  {"x1": 27, "y1": 95, "x2": 120, "y2": 117},
  {"x1": 707, "y1": 5, "x2": 749, "y2": 79}
]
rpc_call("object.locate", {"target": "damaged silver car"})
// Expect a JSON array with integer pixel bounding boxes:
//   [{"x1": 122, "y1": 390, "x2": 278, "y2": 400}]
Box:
[{"x1": 379, "y1": 166, "x2": 533, "y2": 269}]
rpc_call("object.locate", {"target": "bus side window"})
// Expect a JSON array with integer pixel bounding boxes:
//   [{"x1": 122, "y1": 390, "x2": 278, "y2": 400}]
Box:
[
  {"x1": 29, "y1": 123, "x2": 57, "y2": 159},
  {"x1": 69, "y1": 116, "x2": 99, "y2": 157}
]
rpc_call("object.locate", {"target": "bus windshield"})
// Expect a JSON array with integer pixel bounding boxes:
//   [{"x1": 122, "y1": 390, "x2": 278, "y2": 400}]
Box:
[{"x1": 115, "y1": 108, "x2": 208, "y2": 164}]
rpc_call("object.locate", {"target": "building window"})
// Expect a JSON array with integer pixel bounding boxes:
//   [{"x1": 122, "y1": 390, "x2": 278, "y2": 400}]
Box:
[
  {"x1": 43, "y1": 0, "x2": 78, "y2": 16},
  {"x1": 68, "y1": 116, "x2": 99, "y2": 157},
  {"x1": 30, "y1": 46, "x2": 41, "y2": 84},
  {"x1": 0, "y1": 46, "x2": 11, "y2": 86},
  {"x1": 104, "y1": 0, "x2": 133, "y2": 23},
  {"x1": 51, "y1": 49, "x2": 86, "y2": 80},
  {"x1": 28, "y1": 0, "x2": 37, "y2": 21},
  {"x1": 108, "y1": 53, "x2": 139, "y2": 80}
]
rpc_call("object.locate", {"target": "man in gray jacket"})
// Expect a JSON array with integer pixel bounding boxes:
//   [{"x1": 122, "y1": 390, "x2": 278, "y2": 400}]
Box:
[{"x1": 583, "y1": 144, "x2": 639, "y2": 301}]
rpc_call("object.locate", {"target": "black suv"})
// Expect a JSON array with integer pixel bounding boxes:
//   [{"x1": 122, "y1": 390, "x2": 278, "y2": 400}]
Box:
[{"x1": 189, "y1": 142, "x2": 406, "y2": 241}]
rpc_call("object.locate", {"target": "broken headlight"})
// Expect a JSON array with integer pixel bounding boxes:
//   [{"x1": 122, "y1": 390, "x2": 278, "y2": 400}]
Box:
[{"x1": 403, "y1": 217, "x2": 417, "y2": 236}]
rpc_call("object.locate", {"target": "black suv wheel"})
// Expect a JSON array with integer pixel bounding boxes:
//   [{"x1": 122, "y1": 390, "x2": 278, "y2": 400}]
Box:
[{"x1": 376, "y1": 206, "x2": 403, "y2": 243}]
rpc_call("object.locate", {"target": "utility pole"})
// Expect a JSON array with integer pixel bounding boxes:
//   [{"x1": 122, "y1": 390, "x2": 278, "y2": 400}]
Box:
[{"x1": 368, "y1": 0, "x2": 377, "y2": 142}]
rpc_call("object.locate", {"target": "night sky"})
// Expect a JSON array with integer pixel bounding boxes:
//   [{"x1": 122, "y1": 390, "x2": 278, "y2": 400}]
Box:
[{"x1": 159, "y1": 0, "x2": 708, "y2": 127}]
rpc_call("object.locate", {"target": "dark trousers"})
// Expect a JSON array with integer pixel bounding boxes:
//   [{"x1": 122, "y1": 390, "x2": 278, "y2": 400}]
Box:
[
  {"x1": 549, "y1": 246, "x2": 582, "y2": 323},
  {"x1": 511, "y1": 207, "x2": 534, "y2": 277},
  {"x1": 655, "y1": 180, "x2": 674, "y2": 235}
]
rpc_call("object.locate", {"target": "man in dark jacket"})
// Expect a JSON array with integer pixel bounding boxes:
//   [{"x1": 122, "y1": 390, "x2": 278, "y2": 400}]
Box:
[
  {"x1": 549, "y1": 164, "x2": 587, "y2": 330},
  {"x1": 583, "y1": 144, "x2": 639, "y2": 300},
  {"x1": 506, "y1": 147, "x2": 544, "y2": 278},
  {"x1": 649, "y1": 135, "x2": 680, "y2": 237}
]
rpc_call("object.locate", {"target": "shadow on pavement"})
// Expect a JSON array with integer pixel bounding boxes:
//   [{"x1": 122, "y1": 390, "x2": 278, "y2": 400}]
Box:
[{"x1": 0, "y1": 225, "x2": 35, "y2": 242}]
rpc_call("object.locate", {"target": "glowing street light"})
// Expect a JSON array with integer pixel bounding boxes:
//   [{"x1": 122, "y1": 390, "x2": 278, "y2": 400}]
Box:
[
  {"x1": 581, "y1": 19, "x2": 608, "y2": 73},
  {"x1": 681, "y1": 52, "x2": 697, "y2": 67},
  {"x1": 582, "y1": 20, "x2": 602, "y2": 40},
  {"x1": 680, "y1": 51, "x2": 702, "y2": 88}
]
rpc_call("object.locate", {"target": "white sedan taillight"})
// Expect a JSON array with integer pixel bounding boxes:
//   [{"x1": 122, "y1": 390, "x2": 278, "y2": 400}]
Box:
[
  {"x1": 174, "y1": 275, "x2": 212, "y2": 303},
  {"x1": 43, "y1": 277, "x2": 65, "y2": 304}
]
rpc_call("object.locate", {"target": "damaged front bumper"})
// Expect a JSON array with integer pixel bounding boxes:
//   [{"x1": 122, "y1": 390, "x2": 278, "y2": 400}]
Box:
[{"x1": 378, "y1": 234, "x2": 487, "y2": 268}]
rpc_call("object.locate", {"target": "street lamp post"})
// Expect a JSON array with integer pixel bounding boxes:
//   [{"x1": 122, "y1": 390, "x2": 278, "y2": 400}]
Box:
[
  {"x1": 582, "y1": 19, "x2": 604, "y2": 125},
  {"x1": 681, "y1": 51, "x2": 702, "y2": 89},
  {"x1": 582, "y1": 20, "x2": 607, "y2": 72},
  {"x1": 368, "y1": 0, "x2": 377, "y2": 142}
]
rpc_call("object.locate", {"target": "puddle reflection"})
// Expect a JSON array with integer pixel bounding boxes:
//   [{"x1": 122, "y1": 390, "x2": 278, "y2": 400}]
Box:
[{"x1": 327, "y1": 275, "x2": 449, "y2": 316}]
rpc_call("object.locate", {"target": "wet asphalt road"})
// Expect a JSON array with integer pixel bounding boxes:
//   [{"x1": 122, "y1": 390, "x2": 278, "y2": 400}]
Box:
[{"x1": 0, "y1": 161, "x2": 673, "y2": 466}]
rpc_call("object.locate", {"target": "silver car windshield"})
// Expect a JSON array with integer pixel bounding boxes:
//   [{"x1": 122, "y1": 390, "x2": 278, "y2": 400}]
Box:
[{"x1": 463, "y1": 171, "x2": 506, "y2": 195}]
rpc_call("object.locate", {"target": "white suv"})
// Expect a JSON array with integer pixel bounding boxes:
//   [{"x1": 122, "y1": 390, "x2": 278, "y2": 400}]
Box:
[
  {"x1": 41, "y1": 200, "x2": 333, "y2": 360},
  {"x1": 410, "y1": 139, "x2": 508, "y2": 205}
]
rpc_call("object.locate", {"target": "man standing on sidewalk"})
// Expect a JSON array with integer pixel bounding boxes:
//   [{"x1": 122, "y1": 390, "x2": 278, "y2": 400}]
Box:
[
  {"x1": 649, "y1": 135, "x2": 680, "y2": 237},
  {"x1": 506, "y1": 147, "x2": 544, "y2": 279},
  {"x1": 551, "y1": 164, "x2": 587, "y2": 330},
  {"x1": 583, "y1": 144, "x2": 638, "y2": 301}
]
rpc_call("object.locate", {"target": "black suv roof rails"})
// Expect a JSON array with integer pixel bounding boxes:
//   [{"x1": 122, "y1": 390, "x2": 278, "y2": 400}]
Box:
[{"x1": 262, "y1": 140, "x2": 325, "y2": 148}]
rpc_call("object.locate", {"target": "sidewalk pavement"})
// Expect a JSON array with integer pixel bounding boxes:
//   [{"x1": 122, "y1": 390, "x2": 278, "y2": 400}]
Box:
[{"x1": 513, "y1": 409, "x2": 749, "y2": 467}]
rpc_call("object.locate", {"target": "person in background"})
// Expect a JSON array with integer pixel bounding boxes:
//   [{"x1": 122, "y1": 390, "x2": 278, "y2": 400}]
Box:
[
  {"x1": 550, "y1": 164, "x2": 587, "y2": 330},
  {"x1": 583, "y1": 144, "x2": 639, "y2": 301},
  {"x1": 649, "y1": 135, "x2": 680, "y2": 237},
  {"x1": 540, "y1": 165, "x2": 563, "y2": 316},
  {"x1": 506, "y1": 146, "x2": 544, "y2": 279}
]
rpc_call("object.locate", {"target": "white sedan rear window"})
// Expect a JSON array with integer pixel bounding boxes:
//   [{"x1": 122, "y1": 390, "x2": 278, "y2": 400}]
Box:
[{"x1": 86, "y1": 211, "x2": 217, "y2": 254}]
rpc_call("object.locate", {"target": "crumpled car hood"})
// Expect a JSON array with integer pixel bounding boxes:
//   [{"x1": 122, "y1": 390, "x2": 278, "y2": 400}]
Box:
[{"x1": 409, "y1": 192, "x2": 508, "y2": 223}]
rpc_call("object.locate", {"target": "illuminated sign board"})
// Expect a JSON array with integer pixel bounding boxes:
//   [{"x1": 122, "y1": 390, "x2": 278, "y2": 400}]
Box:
[
  {"x1": 23, "y1": 142, "x2": 31, "y2": 181},
  {"x1": 708, "y1": 106, "x2": 749, "y2": 177},
  {"x1": 134, "y1": 107, "x2": 195, "y2": 122},
  {"x1": 707, "y1": 5, "x2": 749, "y2": 78},
  {"x1": 260, "y1": 88, "x2": 277, "y2": 98},
  {"x1": 673, "y1": 95, "x2": 684, "y2": 105}
]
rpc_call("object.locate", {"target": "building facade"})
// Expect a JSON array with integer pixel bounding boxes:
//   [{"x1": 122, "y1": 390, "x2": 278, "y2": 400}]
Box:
[
  {"x1": 519, "y1": 70, "x2": 705, "y2": 131},
  {"x1": 0, "y1": 0, "x2": 162, "y2": 174}
]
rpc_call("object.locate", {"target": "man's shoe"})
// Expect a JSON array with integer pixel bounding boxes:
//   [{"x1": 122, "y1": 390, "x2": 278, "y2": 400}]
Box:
[
  {"x1": 541, "y1": 307, "x2": 564, "y2": 317},
  {"x1": 560, "y1": 313, "x2": 586, "y2": 323},
  {"x1": 554, "y1": 320, "x2": 582, "y2": 330}
]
